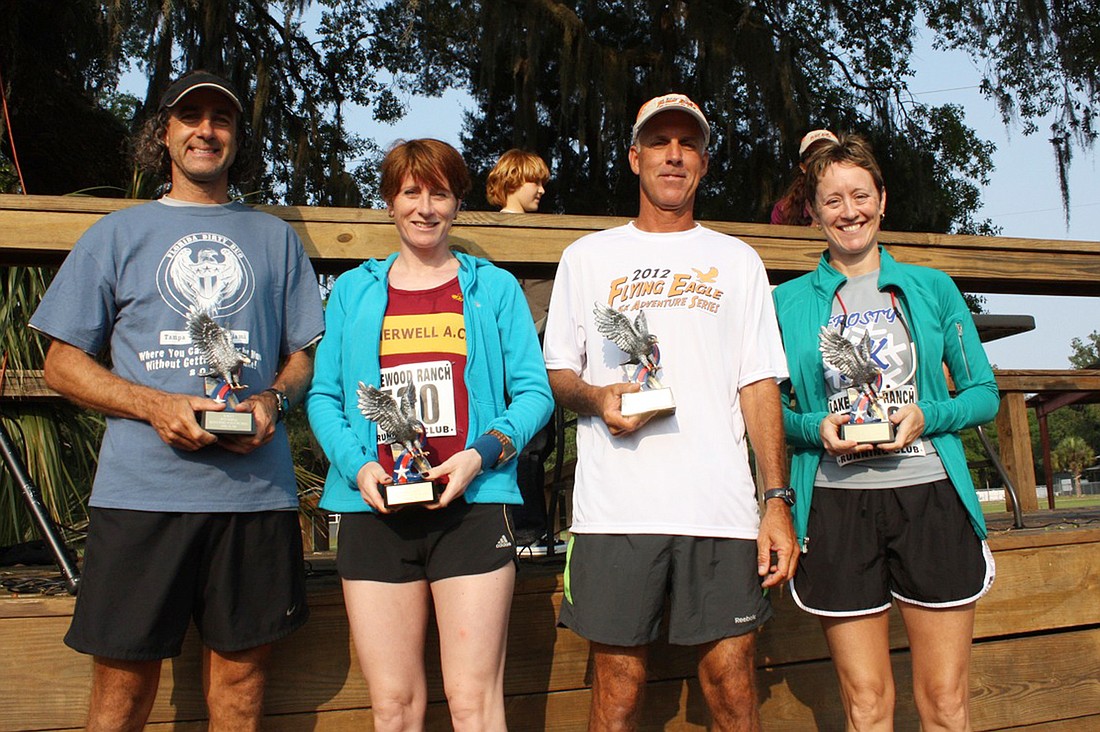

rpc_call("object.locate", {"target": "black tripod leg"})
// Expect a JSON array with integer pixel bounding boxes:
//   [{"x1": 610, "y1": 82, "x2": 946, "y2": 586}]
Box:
[{"x1": 0, "y1": 420, "x2": 80, "y2": 594}]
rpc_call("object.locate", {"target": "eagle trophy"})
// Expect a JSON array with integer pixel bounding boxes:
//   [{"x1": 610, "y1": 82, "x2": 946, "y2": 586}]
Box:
[
  {"x1": 357, "y1": 381, "x2": 432, "y2": 475},
  {"x1": 818, "y1": 326, "x2": 888, "y2": 423},
  {"x1": 187, "y1": 307, "x2": 250, "y2": 392},
  {"x1": 593, "y1": 303, "x2": 664, "y2": 389}
]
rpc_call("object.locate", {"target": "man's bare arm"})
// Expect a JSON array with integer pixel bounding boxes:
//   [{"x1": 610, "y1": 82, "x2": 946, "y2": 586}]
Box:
[
  {"x1": 740, "y1": 376, "x2": 798, "y2": 587},
  {"x1": 271, "y1": 347, "x2": 314, "y2": 410},
  {"x1": 547, "y1": 368, "x2": 604, "y2": 416},
  {"x1": 741, "y1": 377, "x2": 788, "y2": 490},
  {"x1": 43, "y1": 339, "x2": 221, "y2": 451},
  {"x1": 218, "y1": 348, "x2": 314, "y2": 455},
  {"x1": 547, "y1": 368, "x2": 651, "y2": 437}
]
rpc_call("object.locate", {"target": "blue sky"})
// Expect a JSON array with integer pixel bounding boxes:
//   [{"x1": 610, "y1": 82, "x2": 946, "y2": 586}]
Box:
[
  {"x1": 127, "y1": 17, "x2": 1097, "y2": 368},
  {"x1": 350, "y1": 46, "x2": 1098, "y2": 370},
  {"x1": 908, "y1": 35, "x2": 1099, "y2": 370}
]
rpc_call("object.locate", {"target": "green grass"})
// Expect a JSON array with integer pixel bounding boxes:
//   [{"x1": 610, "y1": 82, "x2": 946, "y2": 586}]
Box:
[{"x1": 981, "y1": 492, "x2": 1100, "y2": 514}]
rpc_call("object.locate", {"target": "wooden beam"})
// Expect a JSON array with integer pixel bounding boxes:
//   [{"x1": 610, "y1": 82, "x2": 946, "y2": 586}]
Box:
[
  {"x1": 995, "y1": 393, "x2": 1039, "y2": 511},
  {"x1": 3, "y1": 194, "x2": 1100, "y2": 294},
  {"x1": 0, "y1": 369, "x2": 59, "y2": 400},
  {"x1": 995, "y1": 369, "x2": 1100, "y2": 393}
]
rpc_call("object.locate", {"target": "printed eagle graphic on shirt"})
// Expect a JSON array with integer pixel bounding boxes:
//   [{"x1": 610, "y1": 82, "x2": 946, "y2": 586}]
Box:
[
  {"x1": 169, "y1": 247, "x2": 244, "y2": 312},
  {"x1": 692, "y1": 267, "x2": 718, "y2": 283}
]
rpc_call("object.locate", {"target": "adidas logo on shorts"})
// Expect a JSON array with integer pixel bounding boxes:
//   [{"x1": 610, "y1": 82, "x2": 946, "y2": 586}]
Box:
[{"x1": 495, "y1": 534, "x2": 513, "y2": 549}]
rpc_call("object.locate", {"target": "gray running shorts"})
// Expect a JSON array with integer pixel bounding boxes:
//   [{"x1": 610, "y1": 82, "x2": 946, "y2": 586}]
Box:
[{"x1": 558, "y1": 533, "x2": 773, "y2": 646}]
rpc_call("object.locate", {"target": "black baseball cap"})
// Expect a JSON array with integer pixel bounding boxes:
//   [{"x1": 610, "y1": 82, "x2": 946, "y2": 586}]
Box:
[{"x1": 159, "y1": 71, "x2": 243, "y2": 113}]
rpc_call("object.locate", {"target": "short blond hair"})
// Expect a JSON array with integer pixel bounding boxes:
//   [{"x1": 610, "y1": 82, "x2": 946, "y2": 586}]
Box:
[{"x1": 485, "y1": 149, "x2": 550, "y2": 207}]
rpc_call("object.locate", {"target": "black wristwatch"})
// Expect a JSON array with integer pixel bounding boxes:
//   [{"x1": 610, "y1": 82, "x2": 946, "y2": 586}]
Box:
[
  {"x1": 762, "y1": 487, "x2": 796, "y2": 507},
  {"x1": 263, "y1": 388, "x2": 289, "y2": 422}
]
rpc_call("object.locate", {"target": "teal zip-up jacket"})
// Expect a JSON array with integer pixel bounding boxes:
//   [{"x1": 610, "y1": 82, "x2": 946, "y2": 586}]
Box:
[
  {"x1": 773, "y1": 247, "x2": 999, "y2": 549},
  {"x1": 307, "y1": 252, "x2": 554, "y2": 513}
]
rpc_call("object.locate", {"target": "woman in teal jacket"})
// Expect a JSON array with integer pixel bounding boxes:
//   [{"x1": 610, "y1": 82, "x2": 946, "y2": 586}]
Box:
[
  {"x1": 773, "y1": 133, "x2": 999, "y2": 731},
  {"x1": 307, "y1": 139, "x2": 552, "y2": 731}
]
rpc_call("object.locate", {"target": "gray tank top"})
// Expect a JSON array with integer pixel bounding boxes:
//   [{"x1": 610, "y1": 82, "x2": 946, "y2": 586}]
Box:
[{"x1": 814, "y1": 271, "x2": 948, "y2": 489}]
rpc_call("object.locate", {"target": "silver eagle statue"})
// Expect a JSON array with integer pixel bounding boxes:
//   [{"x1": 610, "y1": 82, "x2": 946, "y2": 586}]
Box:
[
  {"x1": 357, "y1": 381, "x2": 432, "y2": 475},
  {"x1": 593, "y1": 302, "x2": 664, "y2": 389},
  {"x1": 187, "y1": 306, "x2": 250, "y2": 391},
  {"x1": 818, "y1": 326, "x2": 887, "y2": 422}
]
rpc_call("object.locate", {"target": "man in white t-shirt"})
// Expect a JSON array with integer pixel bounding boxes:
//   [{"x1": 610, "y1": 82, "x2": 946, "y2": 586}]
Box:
[{"x1": 543, "y1": 93, "x2": 798, "y2": 730}]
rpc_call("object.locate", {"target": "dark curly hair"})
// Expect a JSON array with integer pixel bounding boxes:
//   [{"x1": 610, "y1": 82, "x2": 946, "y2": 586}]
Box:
[{"x1": 130, "y1": 105, "x2": 253, "y2": 192}]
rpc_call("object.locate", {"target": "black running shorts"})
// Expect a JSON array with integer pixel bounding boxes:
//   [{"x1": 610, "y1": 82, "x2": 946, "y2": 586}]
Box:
[
  {"x1": 65, "y1": 507, "x2": 309, "y2": 660},
  {"x1": 790, "y1": 480, "x2": 995, "y2": 616}
]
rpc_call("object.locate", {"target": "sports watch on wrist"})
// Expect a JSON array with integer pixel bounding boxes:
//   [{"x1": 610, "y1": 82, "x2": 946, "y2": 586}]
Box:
[
  {"x1": 762, "y1": 487, "x2": 796, "y2": 507},
  {"x1": 263, "y1": 387, "x2": 289, "y2": 422},
  {"x1": 487, "y1": 429, "x2": 517, "y2": 465}
]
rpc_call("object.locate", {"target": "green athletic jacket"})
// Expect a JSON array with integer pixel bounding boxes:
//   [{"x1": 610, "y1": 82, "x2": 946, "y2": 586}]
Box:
[{"x1": 773, "y1": 247, "x2": 1000, "y2": 550}]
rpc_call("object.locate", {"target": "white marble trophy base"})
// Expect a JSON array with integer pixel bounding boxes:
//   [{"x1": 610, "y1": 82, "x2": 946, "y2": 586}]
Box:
[
  {"x1": 841, "y1": 421, "x2": 895, "y2": 445},
  {"x1": 382, "y1": 481, "x2": 440, "y2": 508},
  {"x1": 621, "y1": 387, "x2": 676, "y2": 418},
  {"x1": 200, "y1": 410, "x2": 256, "y2": 435}
]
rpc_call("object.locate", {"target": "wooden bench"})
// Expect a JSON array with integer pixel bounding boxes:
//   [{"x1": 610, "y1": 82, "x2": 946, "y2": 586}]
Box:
[{"x1": 2, "y1": 520, "x2": 1098, "y2": 730}]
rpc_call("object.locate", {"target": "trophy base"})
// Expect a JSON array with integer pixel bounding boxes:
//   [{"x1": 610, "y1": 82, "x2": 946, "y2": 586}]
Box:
[
  {"x1": 621, "y1": 387, "x2": 676, "y2": 418},
  {"x1": 841, "y1": 421, "x2": 895, "y2": 445},
  {"x1": 382, "y1": 481, "x2": 441, "y2": 508},
  {"x1": 200, "y1": 410, "x2": 256, "y2": 435}
]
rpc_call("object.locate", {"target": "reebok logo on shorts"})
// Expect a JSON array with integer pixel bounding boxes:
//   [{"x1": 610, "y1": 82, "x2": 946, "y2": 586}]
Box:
[{"x1": 495, "y1": 534, "x2": 513, "y2": 549}]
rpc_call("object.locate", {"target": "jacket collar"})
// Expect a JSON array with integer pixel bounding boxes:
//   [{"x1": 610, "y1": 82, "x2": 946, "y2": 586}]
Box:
[
  {"x1": 360, "y1": 249, "x2": 484, "y2": 290},
  {"x1": 810, "y1": 245, "x2": 903, "y2": 297}
]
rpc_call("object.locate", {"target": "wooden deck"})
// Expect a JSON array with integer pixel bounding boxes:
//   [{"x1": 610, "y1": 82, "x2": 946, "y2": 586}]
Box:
[
  {"x1": 2, "y1": 195, "x2": 1100, "y2": 729},
  {"x1": 2, "y1": 513, "x2": 1098, "y2": 731}
]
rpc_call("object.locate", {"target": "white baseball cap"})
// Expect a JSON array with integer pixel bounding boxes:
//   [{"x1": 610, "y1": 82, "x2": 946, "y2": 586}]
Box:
[
  {"x1": 798, "y1": 129, "x2": 839, "y2": 157},
  {"x1": 631, "y1": 93, "x2": 710, "y2": 147}
]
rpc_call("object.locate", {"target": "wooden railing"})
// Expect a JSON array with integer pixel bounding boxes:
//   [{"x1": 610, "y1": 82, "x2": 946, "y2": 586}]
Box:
[
  {"x1": 3, "y1": 194, "x2": 1100, "y2": 295},
  {"x1": 993, "y1": 370, "x2": 1100, "y2": 510},
  {"x1": 3, "y1": 193, "x2": 1100, "y2": 515}
]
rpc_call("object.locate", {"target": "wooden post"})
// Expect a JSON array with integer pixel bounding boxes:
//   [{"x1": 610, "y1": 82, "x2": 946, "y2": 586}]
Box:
[
  {"x1": 995, "y1": 393, "x2": 1039, "y2": 511},
  {"x1": 1037, "y1": 411, "x2": 1056, "y2": 509}
]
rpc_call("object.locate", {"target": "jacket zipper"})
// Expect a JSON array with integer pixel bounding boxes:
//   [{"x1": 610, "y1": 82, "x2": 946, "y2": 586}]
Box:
[{"x1": 955, "y1": 321, "x2": 973, "y2": 381}]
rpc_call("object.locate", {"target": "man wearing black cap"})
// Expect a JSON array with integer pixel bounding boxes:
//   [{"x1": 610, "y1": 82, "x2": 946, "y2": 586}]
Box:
[
  {"x1": 30, "y1": 70, "x2": 324, "y2": 728},
  {"x1": 543, "y1": 93, "x2": 798, "y2": 729}
]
